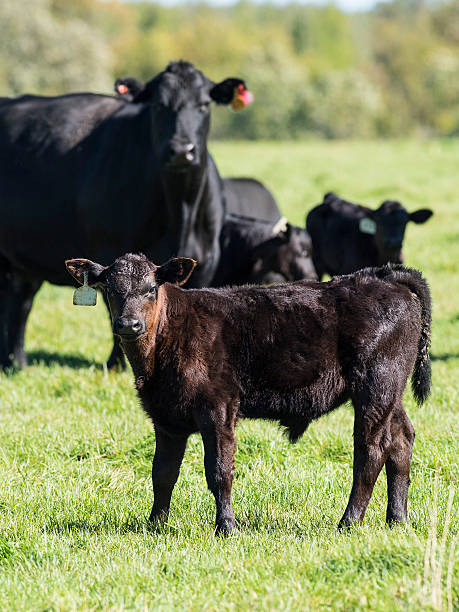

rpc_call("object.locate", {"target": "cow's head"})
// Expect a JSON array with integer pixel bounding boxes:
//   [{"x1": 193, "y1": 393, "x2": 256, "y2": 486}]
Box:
[
  {"x1": 114, "y1": 77, "x2": 145, "y2": 102},
  {"x1": 66, "y1": 254, "x2": 196, "y2": 342},
  {"x1": 136, "y1": 61, "x2": 252, "y2": 169},
  {"x1": 360, "y1": 200, "x2": 433, "y2": 264},
  {"x1": 248, "y1": 224, "x2": 317, "y2": 283}
]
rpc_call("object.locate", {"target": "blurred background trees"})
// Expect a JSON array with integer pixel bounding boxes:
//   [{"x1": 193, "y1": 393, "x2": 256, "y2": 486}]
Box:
[{"x1": 1, "y1": 0, "x2": 458, "y2": 139}]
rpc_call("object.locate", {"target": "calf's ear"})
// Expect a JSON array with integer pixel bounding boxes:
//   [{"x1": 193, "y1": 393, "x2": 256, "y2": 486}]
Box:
[
  {"x1": 410, "y1": 209, "x2": 433, "y2": 224},
  {"x1": 65, "y1": 259, "x2": 106, "y2": 286},
  {"x1": 156, "y1": 258, "x2": 197, "y2": 287}
]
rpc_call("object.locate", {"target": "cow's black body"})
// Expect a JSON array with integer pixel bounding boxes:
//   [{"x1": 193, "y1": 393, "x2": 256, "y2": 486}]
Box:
[
  {"x1": 223, "y1": 178, "x2": 281, "y2": 222},
  {"x1": 0, "y1": 61, "x2": 249, "y2": 369},
  {"x1": 306, "y1": 192, "x2": 433, "y2": 279}
]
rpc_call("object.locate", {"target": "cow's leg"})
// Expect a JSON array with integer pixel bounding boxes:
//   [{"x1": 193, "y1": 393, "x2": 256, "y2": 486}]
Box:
[
  {"x1": 149, "y1": 427, "x2": 188, "y2": 523},
  {"x1": 0, "y1": 256, "x2": 12, "y2": 368},
  {"x1": 197, "y1": 410, "x2": 237, "y2": 535},
  {"x1": 102, "y1": 293, "x2": 126, "y2": 370},
  {"x1": 5, "y1": 274, "x2": 42, "y2": 369},
  {"x1": 385, "y1": 405, "x2": 415, "y2": 525},
  {"x1": 339, "y1": 403, "x2": 393, "y2": 529}
]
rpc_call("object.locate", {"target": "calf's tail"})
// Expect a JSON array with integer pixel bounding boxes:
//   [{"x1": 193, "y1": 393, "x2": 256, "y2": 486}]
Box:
[{"x1": 376, "y1": 265, "x2": 432, "y2": 405}]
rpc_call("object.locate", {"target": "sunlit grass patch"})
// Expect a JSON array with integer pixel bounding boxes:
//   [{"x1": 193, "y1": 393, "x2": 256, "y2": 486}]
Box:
[{"x1": 0, "y1": 140, "x2": 457, "y2": 611}]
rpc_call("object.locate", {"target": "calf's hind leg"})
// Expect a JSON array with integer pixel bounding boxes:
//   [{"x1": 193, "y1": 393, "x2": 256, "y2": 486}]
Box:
[
  {"x1": 149, "y1": 427, "x2": 188, "y2": 523},
  {"x1": 339, "y1": 403, "x2": 393, "y2": 529},
  {"x1": 385, "y1": 405, "x2": 415, "y2": 525}
]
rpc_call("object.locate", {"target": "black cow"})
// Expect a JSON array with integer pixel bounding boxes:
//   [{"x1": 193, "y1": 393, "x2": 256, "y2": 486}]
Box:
[
  {"x1": 114, "y1": 76, "x2": 282, "y2": 223},
  {"x1": 114, "y1": 77, "x2": 145, "y2": 102},
  {"x1": 306, "y1": 192, "x2": 433, "y2": 279},
  {"x1": 222, "y1": 178, "x2": 281, "y2": 222},
  {"x1": 213, "y1": 213, "x2": 317, "y2": 286},
  {"x1": 66, "y1": 254, "x2": 431, "y2": 535},
  {"x1": 0, "y1": 61, "x2": 251, "y2": 369}
]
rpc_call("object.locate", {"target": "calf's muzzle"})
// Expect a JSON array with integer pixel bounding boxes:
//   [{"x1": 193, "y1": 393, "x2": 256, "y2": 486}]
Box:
[{"x1": 113, "y1": 317, "x2": 146, "y2": 340}]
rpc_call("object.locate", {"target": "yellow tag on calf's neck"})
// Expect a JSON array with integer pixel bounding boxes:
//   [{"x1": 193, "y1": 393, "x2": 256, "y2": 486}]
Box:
[{"x1": 73, "y1": 271, "x2": 97, "y2": 306}]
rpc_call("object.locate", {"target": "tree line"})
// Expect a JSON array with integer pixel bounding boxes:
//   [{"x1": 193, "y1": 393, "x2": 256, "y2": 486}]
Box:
[{"x1": 1, "y1": 0, "x2": 458, "y2": 139}]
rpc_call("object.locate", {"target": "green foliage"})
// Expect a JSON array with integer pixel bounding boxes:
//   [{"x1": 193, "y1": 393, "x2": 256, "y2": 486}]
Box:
[
  {"x1": 1, "y1": 0, "x2": 459, "y2": 137},
  {"x1": 0, "y1": 0, "x2": 113, "y2": 96},
  {"x1": 0, "y1": 140, "x2": 457, "y2": 610}
]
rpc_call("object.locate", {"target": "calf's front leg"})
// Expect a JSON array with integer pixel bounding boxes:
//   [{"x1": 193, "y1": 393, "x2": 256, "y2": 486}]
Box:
[
  {"x1": 149, "y1": 427, "x2": 188, "y2": 523},
  {"x1": 197, "y1": 410, "x2": 237, "y2": 536}
]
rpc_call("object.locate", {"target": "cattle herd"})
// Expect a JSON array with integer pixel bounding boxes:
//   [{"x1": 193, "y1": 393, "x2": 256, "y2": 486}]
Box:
[{"x1": 0, "y1": 61, "x2": 434, "y2": 535}]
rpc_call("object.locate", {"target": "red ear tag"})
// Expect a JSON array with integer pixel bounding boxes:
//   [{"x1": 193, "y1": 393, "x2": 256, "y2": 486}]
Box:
[
  {"x1": 117, "y1": 84, "x2": 129, "y2": 94},
  {"x1": 231, "y1": 84, "x2": 254, "y2": 110}
]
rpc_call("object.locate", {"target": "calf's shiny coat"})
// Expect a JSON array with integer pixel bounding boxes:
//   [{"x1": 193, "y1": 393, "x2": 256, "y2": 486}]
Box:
[{"x1": 66, "y1": 254, "x2": 431, "y2": 534}]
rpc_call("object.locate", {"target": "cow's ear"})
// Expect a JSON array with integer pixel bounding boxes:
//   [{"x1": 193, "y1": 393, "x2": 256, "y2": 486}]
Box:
[
  {"x1": 65, "y1": 259, "x2": 106, "y2": 286},
  {"x1": 279, "y1": 223, "x2": 292, "y2": 242},
  {"x1": 410, "y1": 209, "x2": 433, "y2": 224},
  {"x1": 115, "y1": 79, "x2": 130, "y2": 96},
  {"x1": 156, "y1": 258, "x2": 196, "y2": 287},
  {"x1": 210, "y1": 78, "x2": 253, "y2": 109}
]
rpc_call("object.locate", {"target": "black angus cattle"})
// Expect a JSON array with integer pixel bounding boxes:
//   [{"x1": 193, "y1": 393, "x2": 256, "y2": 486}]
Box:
[
  {"x1": 213, "y1": 213, "x2": 317, "y2": 286},
  {"x1": 115, "y1": 76, "x2": 282, "y2": 223},
  {"x1": 114, "y1": 77, "x2": 145, "y2": 102},
  {"x1": 222, "y1": 177, "x2": 281, "y2": 222},
  {"x1": 0, "y1": 61, "x2": 252, "y2": 369},
  {"x1": 306, "y1": 192, "x2": 433, "y2": 279},
  {"x1": 66, "y1": 253, "x2": 431, "y2": 535}
]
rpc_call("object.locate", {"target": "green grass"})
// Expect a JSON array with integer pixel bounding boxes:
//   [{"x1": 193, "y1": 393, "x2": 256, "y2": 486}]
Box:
[{"x1": 0, "y1": 140, "x2": 457, "y2": 611}]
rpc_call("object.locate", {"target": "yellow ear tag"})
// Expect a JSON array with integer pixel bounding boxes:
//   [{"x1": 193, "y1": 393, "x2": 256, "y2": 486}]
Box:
[{"x1": 73, "y1": 270, "x2": 97, "y2": 306}]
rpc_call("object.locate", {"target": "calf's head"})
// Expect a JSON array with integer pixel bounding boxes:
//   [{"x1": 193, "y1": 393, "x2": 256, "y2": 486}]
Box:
[
  {"x1": 136, "y1": 61, "x2": 252, "y2": 168},
  {"x1": 361, "y1": 200, "x2": 433, "y2": 264},
  {"x1": 66, "y1": 254, "x2": 196, "y2": 341},
  {"x1": 249, "y1": 224, "x2": 317, "y2": 283}
]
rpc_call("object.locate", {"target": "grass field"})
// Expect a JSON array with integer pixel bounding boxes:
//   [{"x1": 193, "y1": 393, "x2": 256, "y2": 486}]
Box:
[{"x1": 0, "y1": 140, "x2": 457, "y2": 611}]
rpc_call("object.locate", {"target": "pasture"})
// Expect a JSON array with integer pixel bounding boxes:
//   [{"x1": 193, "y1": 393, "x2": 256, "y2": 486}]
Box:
[{"x1": 0, "y1": 139, "x2": 457, "y2": 611}]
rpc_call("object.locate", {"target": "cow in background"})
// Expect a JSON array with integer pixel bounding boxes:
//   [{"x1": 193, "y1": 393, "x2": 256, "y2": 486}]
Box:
[
  {"x1": 213, "y1": 214, "x2": 316, "y2": 286},
  {"x1": 0, "y1": 61, "x2": 252, "y2": 369},
  {"x1": 306, "y1": 192, "x2": 433, "y2": 279},
  {"x1": 114, "y1": 76, "x2": 283, "y2": 224}
]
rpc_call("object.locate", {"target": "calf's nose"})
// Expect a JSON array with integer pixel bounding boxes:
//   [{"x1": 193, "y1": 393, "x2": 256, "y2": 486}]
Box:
[{"x1": 113, "y1": 317, "x2": 145, "y2": 338}]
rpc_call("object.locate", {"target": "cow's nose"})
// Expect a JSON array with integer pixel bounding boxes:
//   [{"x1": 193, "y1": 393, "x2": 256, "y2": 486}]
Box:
[
  {"x1": 113, "y1": 318, "x2": 145, "y2": 338},
  {"x1": 169, "y1": 142, "x2": 195, "y2": 164}
]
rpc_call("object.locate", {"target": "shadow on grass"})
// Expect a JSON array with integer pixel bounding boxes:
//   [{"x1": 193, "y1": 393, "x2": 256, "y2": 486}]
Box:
[
  {"x1": 44, "y1": 516, "x2": 171, "y2": 536},
  {"x1": 28, "y1": 350, "x2": 100, "y2": 369},
  {"x1": 431, "y1": 352, "x2": 459, "y2": 362}
]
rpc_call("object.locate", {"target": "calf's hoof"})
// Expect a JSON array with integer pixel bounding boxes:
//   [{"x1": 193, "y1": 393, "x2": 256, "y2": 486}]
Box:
[
  {"x1": 338, "y1": 516, "x2": 360, "y2": 531},
  {"x1": 215, "y1": 518, "x2": 236, "y2": 537},
  {"x1": 149, "y1": 509, "x2": 168, "y2": 523},
  {"x1": 386, "y1": 512, "x2": 407, "y2": 527}
]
